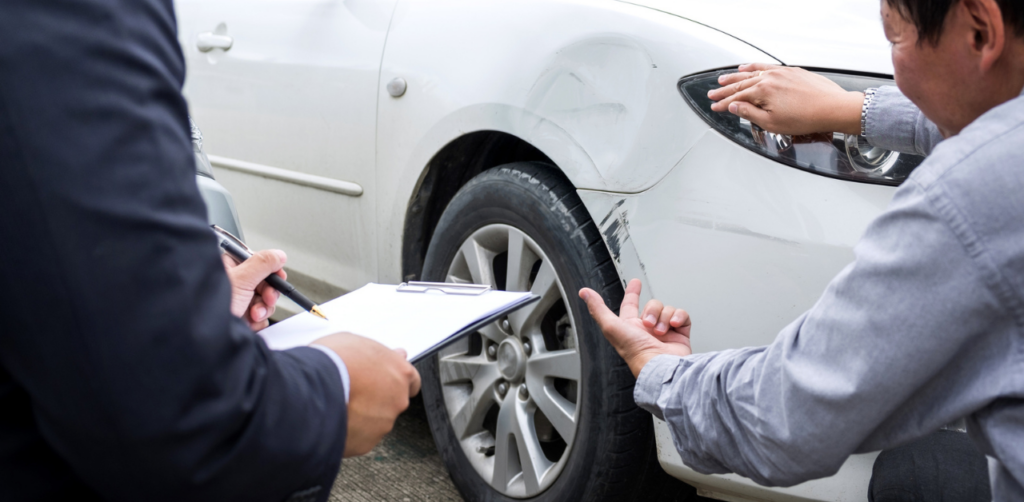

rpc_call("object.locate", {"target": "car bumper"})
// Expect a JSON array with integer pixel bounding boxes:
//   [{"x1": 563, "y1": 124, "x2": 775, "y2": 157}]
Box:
[
  {"x1": 580, "y1": 129, "x2": 898, "y2": 501},
  {"x1": 655, "y1": 418, "x2": 878, "y2": 502}
]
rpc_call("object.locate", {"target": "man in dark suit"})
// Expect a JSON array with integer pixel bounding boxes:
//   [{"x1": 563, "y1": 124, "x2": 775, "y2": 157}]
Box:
[{"x1": 0, "y1": 0, "x2": 419, "y2": 500}]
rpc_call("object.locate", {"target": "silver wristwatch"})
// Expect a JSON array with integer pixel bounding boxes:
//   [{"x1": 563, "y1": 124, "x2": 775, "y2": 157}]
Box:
[{"x1": 861, "y1": 88, "x2": 878, "y2": 137}]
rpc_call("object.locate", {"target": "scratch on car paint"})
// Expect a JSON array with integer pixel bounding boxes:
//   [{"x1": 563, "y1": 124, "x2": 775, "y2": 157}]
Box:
[
  {"x1": 600, "y1": 205, "x2": 632, "y2": 265},
  {"x1": 674, "y1": 216, "x2": 799, "y2": 245},
  {"x1": 603, "y1": 219, "x2": 625, "y2": 264},
  {"x1": 594, "y1": 198, "x2": 653, "y2": 296},
  {"x1": 618, "y1": 210, "x2": 649, "y2": 273},
  {"x1": 598, "y1": 198, "x2": 627, "y2": 227}
]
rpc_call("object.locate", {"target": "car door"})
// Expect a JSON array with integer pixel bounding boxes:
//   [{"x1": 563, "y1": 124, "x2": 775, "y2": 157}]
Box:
[{"x1": 175, "y1": 0, "x2": 396, "y2": 295}]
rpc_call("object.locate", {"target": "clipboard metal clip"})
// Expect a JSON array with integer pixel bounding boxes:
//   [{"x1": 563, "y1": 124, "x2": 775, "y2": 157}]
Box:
[{"x1": 397, "y1": 281, "x2": 492, "y2": 296}]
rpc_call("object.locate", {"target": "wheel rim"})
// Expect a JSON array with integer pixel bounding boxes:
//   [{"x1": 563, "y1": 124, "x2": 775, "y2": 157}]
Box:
[{"x1": 437, "y1": 224, "x2": 581, "y2": 498}]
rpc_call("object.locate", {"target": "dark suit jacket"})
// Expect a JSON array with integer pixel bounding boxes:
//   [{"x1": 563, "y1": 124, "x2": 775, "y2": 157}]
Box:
[{"x1": 0, "y1": 0, "x2": 347, "y2": 500}]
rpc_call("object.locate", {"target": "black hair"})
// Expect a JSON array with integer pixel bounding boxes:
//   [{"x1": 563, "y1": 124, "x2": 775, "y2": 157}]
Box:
[{"x1": 885, "y1": 0, "x2": 1024, "y2": 44}]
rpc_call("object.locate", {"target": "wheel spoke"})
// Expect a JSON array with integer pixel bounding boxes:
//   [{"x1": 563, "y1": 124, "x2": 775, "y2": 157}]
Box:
[
  {"x1": 525, "y1": 349, "x2": 579, "y2": 441},
  {"x1": 493, "y1": 392, "x2": 551, "y2": 493},
  {"x1": 527, "y1": 349, "x2": 580, "y2": 381},
  {"x1": 439, "y1": 353, "x2": 493, "y2": 385},
  {"x1": 530, "y1": 261, "x2": 561, "y2": 306},
  {"x1": 459, "y1": 238, "x2": 495, "y2": 287},
  {"x1": 477, "y1": 323, "x2": 507, "y2": 344},
  {"x1": 504, "y1": 229, "x2": 535, "y2": 292},
  {"x1": 442, "y1": 356, "x2": 501, "y2": 439},
  {"x1": 512, "y1": 394, "x2": 551, "y2": 493},
  {"x1": 492, "y1": 393, "x2": 521, "y2": 490},
  {"x1": 509, "y1": 260, "x2": 560, "y2": 335},
  {"x1": 529, "y1": 382, "x2": 577, "y2": 442}
]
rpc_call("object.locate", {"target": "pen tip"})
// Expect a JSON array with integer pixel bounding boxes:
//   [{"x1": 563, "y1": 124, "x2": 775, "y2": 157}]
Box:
[{"x1": 310, "y1": 305, "x2": 328, "y2": 320}]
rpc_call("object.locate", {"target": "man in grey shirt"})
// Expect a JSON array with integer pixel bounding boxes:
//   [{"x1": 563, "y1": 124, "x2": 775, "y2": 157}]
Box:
[{"x1": 580, "y1": 0, "x2": 1024, "y2": 499}]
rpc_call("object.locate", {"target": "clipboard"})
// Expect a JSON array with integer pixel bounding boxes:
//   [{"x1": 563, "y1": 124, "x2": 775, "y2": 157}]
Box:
[
  {"x1": 394, "y1": 282, "x2": 538, "y2": 363},
  {"x1": 397, "y1": 281, "x2": 491, "y2": 296},
  {"x1": 257, "y1": 283, "x2": 540, "y2": 363}
]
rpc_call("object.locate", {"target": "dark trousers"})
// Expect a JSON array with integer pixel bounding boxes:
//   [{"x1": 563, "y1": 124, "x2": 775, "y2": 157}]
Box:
[{"x1": 869, "y1": 431, "x2": 991, "y2": 502}]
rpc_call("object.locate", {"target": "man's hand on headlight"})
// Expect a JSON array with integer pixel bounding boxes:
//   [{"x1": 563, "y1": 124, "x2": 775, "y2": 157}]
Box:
[
  {"x1": 580, "y1": 279, "x2": 692, "y2": 378},
  {"x1": 707, "y1": 62, "x2": 865, "y2": 136}
]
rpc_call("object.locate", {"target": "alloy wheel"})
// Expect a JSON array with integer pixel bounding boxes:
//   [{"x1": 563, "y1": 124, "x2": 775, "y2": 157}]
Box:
[{"x1": 437, "y1": 223, "x2": 581, "y2": 498}]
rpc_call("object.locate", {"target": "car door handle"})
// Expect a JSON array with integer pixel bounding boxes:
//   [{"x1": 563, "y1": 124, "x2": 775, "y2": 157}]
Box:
[{"x1": 197, "y1": 23, "x2": 233, "y2": 52}]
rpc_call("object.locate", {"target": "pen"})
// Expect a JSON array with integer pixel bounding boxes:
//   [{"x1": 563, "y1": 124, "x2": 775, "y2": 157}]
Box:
[{"x1": 211, "y1": 225, "x2": 328, "y2": 320}]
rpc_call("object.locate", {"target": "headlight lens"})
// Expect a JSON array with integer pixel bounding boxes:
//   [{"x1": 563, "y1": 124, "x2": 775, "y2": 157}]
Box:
[{"x1": 678, "y1": 69, "x2": 924, "y2": 186}]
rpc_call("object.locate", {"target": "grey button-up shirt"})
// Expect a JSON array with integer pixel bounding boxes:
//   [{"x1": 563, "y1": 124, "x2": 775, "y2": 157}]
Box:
[{"x1": 635, "y1": 85, "x2": 1024, "y2": 500}]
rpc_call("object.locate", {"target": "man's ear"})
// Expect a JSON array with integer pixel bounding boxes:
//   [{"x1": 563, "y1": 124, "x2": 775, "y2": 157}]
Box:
[{"x1": 961, "y1": 0, "x2": 1007, "y2": 71}]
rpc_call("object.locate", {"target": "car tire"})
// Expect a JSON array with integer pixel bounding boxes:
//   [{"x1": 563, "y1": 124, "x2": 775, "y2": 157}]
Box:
[{"x1": 420, "y1": 162, "x2": 660, "y2": 501}]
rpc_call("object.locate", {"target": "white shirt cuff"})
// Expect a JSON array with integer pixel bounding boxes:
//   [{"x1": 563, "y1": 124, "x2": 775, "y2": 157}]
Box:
[{"x1": 309, "y1": 344, "x2": 350, "y2": 404}]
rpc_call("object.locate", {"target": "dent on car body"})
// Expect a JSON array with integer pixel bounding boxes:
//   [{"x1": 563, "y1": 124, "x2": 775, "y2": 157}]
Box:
[
  {"x1": 524, "y1": 37, "x2": 655, "y2": 180},
  {"x1": 522, "y1": 34, "x2": 715, "y2": 192}
]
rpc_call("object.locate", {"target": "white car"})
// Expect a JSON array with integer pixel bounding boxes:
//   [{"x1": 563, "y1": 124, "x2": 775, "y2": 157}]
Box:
[{"x1": 175, "y1": 1, "x2": 925, "y2": 500}]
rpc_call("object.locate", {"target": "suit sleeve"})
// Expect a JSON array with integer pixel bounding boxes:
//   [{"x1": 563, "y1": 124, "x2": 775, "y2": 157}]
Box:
[{"x1": 0, "y1": 1, "x2": 346, "y2": 501}]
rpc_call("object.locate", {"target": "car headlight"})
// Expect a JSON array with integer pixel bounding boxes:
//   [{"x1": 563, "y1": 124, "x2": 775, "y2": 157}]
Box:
[{"x1": 678, "y1": 69, "x2": 924, "y2": 186}]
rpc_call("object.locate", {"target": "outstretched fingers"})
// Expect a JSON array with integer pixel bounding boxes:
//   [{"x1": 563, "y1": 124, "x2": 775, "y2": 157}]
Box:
[
  {"x1": 710, "y1": 78, "x2": 767, "y2": 112},
  {"x1": 737, "y1": 62, "x2": 780, "y2": 73},
  {"x1": 619, "y1": 279, "x2": 643, "y2": 320},
  {"x1": 670, "y1": 308, "x2": 691, "y2": 330},
  {"x1": 579, "y1": 287, "x2": 619, "y2": 330},
  {"x1": 727, "y1": 100, "x2": 773, "y2": 128},
  {"x1": 641, "y1": 299, "x2": 664, "y2": 329},
  {"x1": 717, "y1": 71, "x2": 758, "y2": 87},
  {"x1": 709, "y1": 73, "x2": 761, "y2": 103},
  {"x1": 655, "y1": 305, "x2": 678, "y2": 335}
]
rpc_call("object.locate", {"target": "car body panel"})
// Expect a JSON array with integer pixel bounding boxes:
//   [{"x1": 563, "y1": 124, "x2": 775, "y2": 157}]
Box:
[
  {"x1": 177, "y1": 0, "x2": 397, "y2": 294},
  {"x1": 625, "y1": 130, "x2": 894, "y2": 354},
  {"x1": 375, "y1": 0, "x2": 774, "y2": 283},
  {"x1": 580, "y1": 130, "x2": 896, "y2": 501},
  {"x1": 623, "y1": 0, "x2": 894, "y2": 75}
]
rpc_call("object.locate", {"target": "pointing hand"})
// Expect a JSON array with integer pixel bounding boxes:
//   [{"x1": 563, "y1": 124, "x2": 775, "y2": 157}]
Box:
[{"x1": 579, "y1": 279, "x2": 692, "y2": 378}]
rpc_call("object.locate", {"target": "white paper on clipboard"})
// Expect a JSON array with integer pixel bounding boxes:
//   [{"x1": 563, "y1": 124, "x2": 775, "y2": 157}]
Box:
[{"x1": 257, "y1": 283, "x2": 538, "y2": 362}]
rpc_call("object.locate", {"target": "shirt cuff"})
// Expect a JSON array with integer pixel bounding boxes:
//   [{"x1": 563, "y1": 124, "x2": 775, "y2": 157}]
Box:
[
  {"x1": 309, "y1": 344, "x2": 350, "y2": 404},
  {"x1": 633, "y1": 354, "x2": 681, "y2": 421}
]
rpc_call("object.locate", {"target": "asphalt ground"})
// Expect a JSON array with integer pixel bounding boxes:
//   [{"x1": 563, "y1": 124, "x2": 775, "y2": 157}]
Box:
[
  {"x1": 329, "y1": 397, "x2": 464, "y2": 502},
  {"x1": 327, "y1": 397, "x2": 713, "y2": 502},
  {"x1": 275, "y1": 309, "x2": 708, "y2": 502}
]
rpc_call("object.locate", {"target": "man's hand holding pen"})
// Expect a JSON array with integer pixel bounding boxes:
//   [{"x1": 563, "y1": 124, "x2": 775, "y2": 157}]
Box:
[
  {"x1": 222, "y1": 245, "x2": 422, "y2": 457},
  {"x1": 222, "y1": 248, "x2": 288, "y2": 330}
]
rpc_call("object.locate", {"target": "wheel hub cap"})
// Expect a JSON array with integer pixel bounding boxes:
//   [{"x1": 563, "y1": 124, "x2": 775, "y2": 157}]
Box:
[{"x1": 497, "y1": 339, "x2": 526, "y2": 382}]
